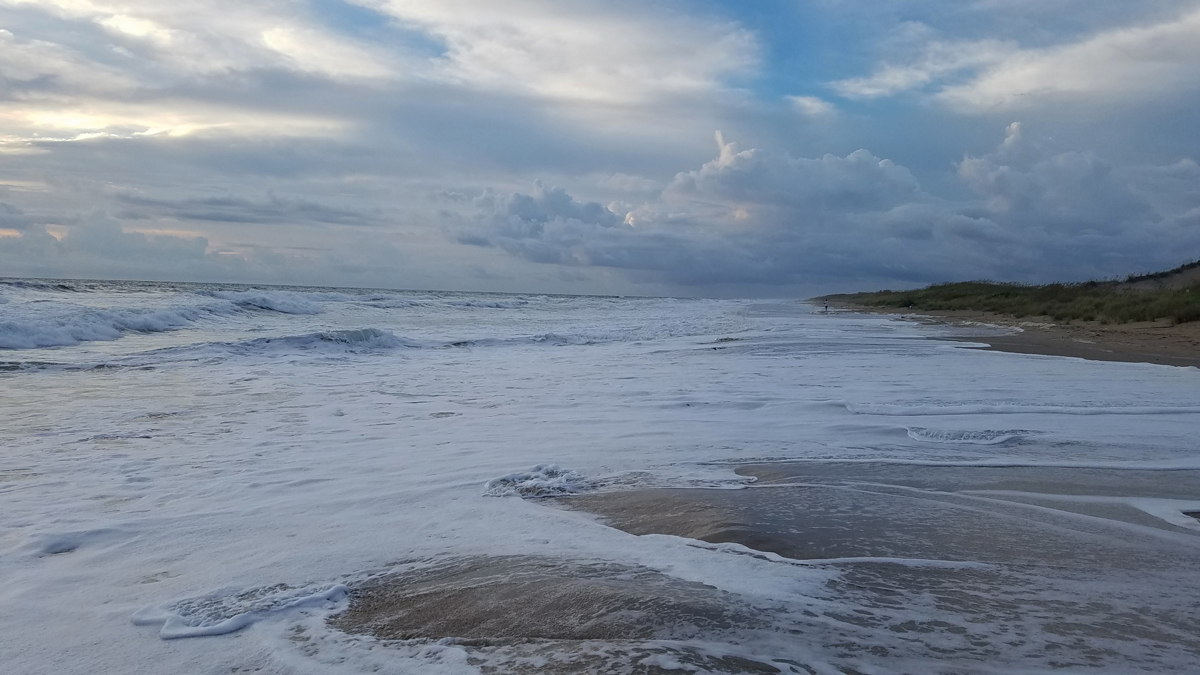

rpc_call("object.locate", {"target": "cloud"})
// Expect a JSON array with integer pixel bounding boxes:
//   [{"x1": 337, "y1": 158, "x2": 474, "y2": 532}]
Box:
[
  {"x1": 0, "y1": 201, "x2": 33, "y2": 231},
  {"x1": 452, "y1": 128, "x2": 1200, "y2": 290},
  {"x1": 831, "y1": 38, "x2": 1015, "y2": 99},
  {"x1": 0, "y1": 203, "x2": 427, "y2": 288},
  {"x1": 115, "y1": 192, "x2": 383, "y2": 226},
  {"x1": 0, "y1": 0, "x2": 394, "y2": 144},
  {"x1": 2, "y1": 0, "x2": 395, "y2": 79},
  {"x1": 351, "y1": 0, "x2": 758, "y2": 106},
  {"x1": 939, "y1": 8, "x2": 1200, "y2": 111},
  {"x1": 953, "y1": 123, "x2": 1200, "y2": 275},
  {"x1": 458, "y1": 181, "x2": 623, "y2": 264},
  {"x1": 0, "y1": 206, "x2": 225, "y2": 279},
  {"x1": 786, "y1": 96, "x2": 836, "y2": 118},
  {"x1": 833, "y1": 8, "x2": 1200, "y2": 112},
  {"x1": 0, "y1": 2, "x2": 1196, "y2": 295}
]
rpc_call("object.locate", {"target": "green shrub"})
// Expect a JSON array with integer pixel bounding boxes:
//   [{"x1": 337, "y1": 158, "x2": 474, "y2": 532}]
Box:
[{"x1": 829, "y1": 280, "x2": 1200, "y2": 325}]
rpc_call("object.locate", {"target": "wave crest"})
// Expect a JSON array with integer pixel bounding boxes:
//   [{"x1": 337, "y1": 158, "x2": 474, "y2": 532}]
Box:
[
  {"x1": 0, "y1": 306, "x2": 214, "y2": 350},
  {"x1": 206, "y1": 290, "x2": 322, "y2": 315},
  {"x1": 205, "y1": 328, "x2": 415, "y2": 355}
]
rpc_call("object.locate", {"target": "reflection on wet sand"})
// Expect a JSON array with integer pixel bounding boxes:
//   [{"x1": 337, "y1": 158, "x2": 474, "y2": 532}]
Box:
[
  {"x1": 329, "y1": 556, "x2": 784, "y2": 674},
  {"x1": 549, "y1": 462, "x2": 1200, "y2": 670},
  {"x1": 328, "y1": 463, "x2": 1200, "y2": 673}
]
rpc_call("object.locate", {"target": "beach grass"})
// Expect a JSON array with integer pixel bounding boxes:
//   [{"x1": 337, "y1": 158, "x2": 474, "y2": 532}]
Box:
[{"x1": 828, "y1": 262, "x2": 1200, "y2": 325}]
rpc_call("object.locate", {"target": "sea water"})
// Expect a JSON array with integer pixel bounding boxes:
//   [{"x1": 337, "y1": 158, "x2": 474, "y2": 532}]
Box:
[{"x1": 1, "y1": 279, "x2": 1197, "y2": 673}]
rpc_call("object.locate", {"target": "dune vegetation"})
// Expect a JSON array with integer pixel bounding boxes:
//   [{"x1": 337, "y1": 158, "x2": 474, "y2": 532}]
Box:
[{"x1": 828, "y1": 261, "x2": 1200, "y2": 325}]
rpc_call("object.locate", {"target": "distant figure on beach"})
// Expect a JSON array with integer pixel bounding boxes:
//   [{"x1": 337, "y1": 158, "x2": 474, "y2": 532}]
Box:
[{"x1": 824, "y1": 300, "x2": 829, "y2": 313}]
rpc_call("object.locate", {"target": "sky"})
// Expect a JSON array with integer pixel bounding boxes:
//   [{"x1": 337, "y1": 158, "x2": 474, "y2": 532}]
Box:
[{"x1": 1, "y1": 0, "x2": 1199, "y2": 296}]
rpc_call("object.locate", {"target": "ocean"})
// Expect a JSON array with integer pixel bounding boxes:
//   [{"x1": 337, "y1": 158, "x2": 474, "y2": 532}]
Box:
[{"x1": 1, "y1": 278, "x2": 1198, "y2": 674}]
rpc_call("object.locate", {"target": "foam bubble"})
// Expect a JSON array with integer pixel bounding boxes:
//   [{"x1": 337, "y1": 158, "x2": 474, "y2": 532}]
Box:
[
  {"x1": 132, "y1": 583, "x2": 348, "y2": 639},
  {"x1": 906, "y1": 427, "x2": 1033, "y2": 444},
  {"x1": 483, "y1": 465, "x2": 593, "y2": 497}
]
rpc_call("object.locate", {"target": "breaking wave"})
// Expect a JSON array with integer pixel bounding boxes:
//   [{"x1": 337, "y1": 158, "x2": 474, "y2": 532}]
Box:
[
  {"x1": 1, "y1": 289, "x2": 346, "y2": 350},
  {"x1": 241, "y1": 328, "x2": 413, "y2": 351},
  {"x1": 0, "y1": 305, "x2": 221, "y2": 350},
  {"x1": 204, "y1": 290, "x2": 323, "y2": 315},
  {"x1": 151, "y1": 328, "x2": 417, "y2": 359},
  {"x1": 0, "y1": 279, "x2": 84, "y2": 292}
]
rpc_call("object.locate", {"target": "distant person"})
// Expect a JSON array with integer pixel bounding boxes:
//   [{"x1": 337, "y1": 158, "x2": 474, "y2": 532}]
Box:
[{"x1": 824, "y1": 300, "x2": 829, "y2": 313}]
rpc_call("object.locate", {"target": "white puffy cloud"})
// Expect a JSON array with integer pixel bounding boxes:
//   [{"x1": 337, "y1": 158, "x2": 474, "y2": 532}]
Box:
[{"x1": 453, "y1": 127, "x2": 1200, "y2": 290}]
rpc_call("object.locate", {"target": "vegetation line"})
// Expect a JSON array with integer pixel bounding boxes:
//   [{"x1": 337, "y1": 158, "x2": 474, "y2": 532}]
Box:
[{"x1": 825, "y1": 261, "x2": 1200, "y2": 325}]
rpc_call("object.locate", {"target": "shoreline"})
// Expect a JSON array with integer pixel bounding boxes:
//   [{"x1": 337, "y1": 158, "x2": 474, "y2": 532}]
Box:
[
  {"x1": 831, "y1": 304, "x2": 1200, "y2": 368},
  {"x1": 539, "y1": 462, "x2": 1200, "y2": 670},
  {"x1": 553, "y1": 462, "x2": 1200, "y2": 562}
]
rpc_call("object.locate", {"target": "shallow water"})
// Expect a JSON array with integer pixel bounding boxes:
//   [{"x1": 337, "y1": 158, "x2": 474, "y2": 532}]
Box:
[
  {"x1": 554, "y1": 462, "x2": 1200, "y2": 671},
  {"x1": 1, "y1": 278, "x2": 1198, "y2": 674}
]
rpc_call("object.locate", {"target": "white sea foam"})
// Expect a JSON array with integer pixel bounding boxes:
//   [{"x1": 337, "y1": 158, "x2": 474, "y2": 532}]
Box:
[
  {"x1": 674, "y1": 536, "x2": 995, "y2": 569},
  {"x1": 3, "y1": 284, "x2": 1200, "y2": 674},
  {"x1": 132, "y1": 583, "x2": 348, "y2": 639},
  {"x1": 445, "y1": 298, "x2": 533, "y2": 309},
  {"x1": 207, "y1": 289, "x2": 323, "y2": 314},
  {"x1": 483, "y1": 464, "x2": 593, "y2": 497},
  {"x1": 241, "y1": 327, "x2": 413, "y2": 352},
  {"x1": 906, "y1": 427, "x2": 1034, "y2": 444},
  {"x1": 133, "y1": 327, "x2": 416, "y2": 361},
  {"x1": 846, "y1": 401, "x2": 1200, "y2": 416},
  {"x1": 442, "y1": 332, "x2": 599, "y2": 349},
  {"x1": 0, "y1": 304, "x2": 218, "y2": 349},
  {"x1": 971, "y1": 491, "x2": 1200, "y2": 532},
  {"x1": 1129, "y1": 499, "x2": 1200, "y2": 531},
  {"x1": 358, "y1": 293, "x2": 425, "y2": 308}
]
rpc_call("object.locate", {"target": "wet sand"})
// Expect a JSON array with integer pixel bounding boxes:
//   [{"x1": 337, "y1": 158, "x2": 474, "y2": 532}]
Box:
[
  {"x1": 328, "y1": 557, "x2": 783, "y2": 674},
  {"x1": 330, "y1": 463, "x2": 1200, "y2": 672},
  {"x1": 555, "y1": 462, "x2": 1200, "y2": 564},
  {"x1": 329, "y1": 556, "x2": 762, "y2": 644},
  {"x1": 833, "y1": 305, "x2": 1200, "y2": 367},
  {"x1": 551, "y1": 464, "x2": 1200, "y2": 667}
]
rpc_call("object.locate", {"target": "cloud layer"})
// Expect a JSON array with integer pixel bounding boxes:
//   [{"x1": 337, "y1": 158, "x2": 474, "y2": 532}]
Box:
[
  {"x1": 448, "y1": 127, "x2": 1200, "y2": 291},
  {"x1": 0, "y1": 1, "x2": 1197, "y2": 295}
]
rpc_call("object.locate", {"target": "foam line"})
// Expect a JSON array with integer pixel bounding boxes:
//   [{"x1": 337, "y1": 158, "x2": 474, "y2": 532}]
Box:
[
  {"x1": 132, "y1": 585, "x2": 348, "y2": 640},
  {"x1": 843, "y1": 401, "x2": 1200, "y2": 416}
]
